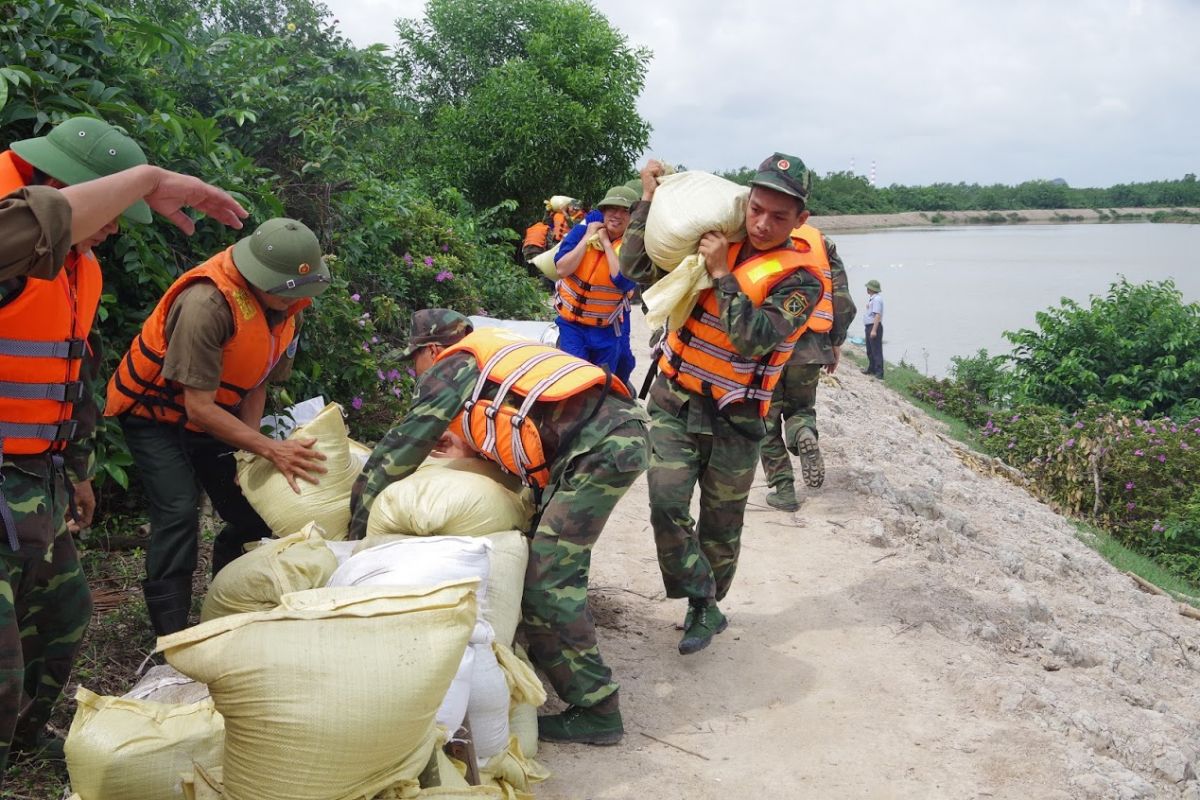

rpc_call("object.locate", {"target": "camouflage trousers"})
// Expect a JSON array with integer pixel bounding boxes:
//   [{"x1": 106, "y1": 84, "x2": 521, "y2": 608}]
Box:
[
  {"x1": 0, "y1": 462, "x2": 93, "y2": 775},
  {"x1": 759, "y1": 363, "x2": 822, "y2": 490},
  {"x1": 647, "y1": 397, "x2": 761, "y2": 603},
  {"x1": 521, "y1": 418, "x2": 648, "y2": 713}
]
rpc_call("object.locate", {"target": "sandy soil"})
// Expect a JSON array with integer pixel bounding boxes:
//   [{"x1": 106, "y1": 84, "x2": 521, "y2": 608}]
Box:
[
  {"x1": 809, "y1": 207, "x2": 1200, "y2": 232},
  {"x1": 534, "y1": 310, "x2": 1200, "y2": 800}
]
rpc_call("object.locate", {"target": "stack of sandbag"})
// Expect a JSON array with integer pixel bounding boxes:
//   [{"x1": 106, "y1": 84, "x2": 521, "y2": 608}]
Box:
[
  {"x1": 158, "y1": 581, "x2": 477, "y2": 800},
  {"x1": 236, "y1": 403, "x2": 360, "y2": 539},
  {"x1": 641, "y1": 171, "x2": 750, "y2": 330},
  {"x1": 64, "y1": 687, "x2": 224, "y2": 800},
  {"x1": 200, "y1": 522, "x2": 338, "y2": 621}
]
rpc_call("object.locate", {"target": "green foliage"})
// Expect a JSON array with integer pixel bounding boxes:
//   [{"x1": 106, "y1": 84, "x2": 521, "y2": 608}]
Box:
[
  {"x1": 1004, "y1": 279, "x2": 1200, "y2": 419},
  {"x1": 908, "y1": 376, "x2": 990, "y2": 427},
  {"x1": 948, "y1": 349, "x2": 1009, "y2": 402},
  {"x1": 395, "y1": 0, "x2": 651, "y2": 222}
]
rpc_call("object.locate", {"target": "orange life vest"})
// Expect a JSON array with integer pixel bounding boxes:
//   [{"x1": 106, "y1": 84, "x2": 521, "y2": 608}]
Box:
[
  {"x1": 0, "y1": 150, "x2": 102, "y2": 456},
  {"x1": 551, "y1": 211, "x2": 572, "y2": 242},
  {"x1": 523, "y1": 220, "x2": 550, "y2": 250},
  {"x1": 658, "y1": 237, "x2": 830, "y2": 417},
  {"x1": 105, "y1": 247, "x2": 309, "y2": 431},
  {"x1": 555, "y1": 237, "x2": 627, "y2": 328},
  {"x1": 790, "y1": 224, "x2": 834, "y2": 334},
  {"x1": 440, "y1": 328, "x2": 631, "y2": 490}
]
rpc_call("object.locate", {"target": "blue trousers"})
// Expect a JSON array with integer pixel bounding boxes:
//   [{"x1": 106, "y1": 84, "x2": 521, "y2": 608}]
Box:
[{"x1": 557, "y1": 318, "x2": 621, "y2": 375}]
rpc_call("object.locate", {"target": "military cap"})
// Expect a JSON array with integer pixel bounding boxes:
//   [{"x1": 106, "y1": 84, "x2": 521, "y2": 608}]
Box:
[
  {"x1": 748, "y1": 152, "x2": 812, "y2": 206},
  {"x1": 10, "y1": 116, "x2": 152, "y2": 223},
  {"x1": 597, "y1": 185, "x2": 639, "y2": 210},
  {"x1": 866, "y1": 279, "x2": 881, "y2": 292},
  {"x1": 399, "y1": 309, "x2": 474, "y2": 360},
  {"x1": 232, "y1": 218, "x2": 331, "y2": 299}
]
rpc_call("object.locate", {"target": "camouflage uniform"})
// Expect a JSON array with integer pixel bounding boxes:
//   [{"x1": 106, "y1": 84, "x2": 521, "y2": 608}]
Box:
[
  {"x1": 618, "y1": 197, "x2": 822, "y2": 604},
  {"x1": 759, "y1": 237, "x2": 857, "y2": 495},
  {"x1": 349, "y1": 350, "x2": 649, "y2": 713},
  {"x1": 0, "y1": 193, "x2": 97, "y2": 773}
]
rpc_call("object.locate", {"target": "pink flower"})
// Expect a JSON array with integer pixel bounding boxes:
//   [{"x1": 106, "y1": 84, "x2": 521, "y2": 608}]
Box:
[
  {"x1": 351, "y1": 396, "x2": 363, "y2": 410},
  {"x1": 1073, "y1": 421, "x2": 1084, "y2": 429},
  {"x1": 435, "y1": 270, "x2": 454, "y2": 283},
  {"x1": 391, "y1": 386, "x2": 402, "y2": 398},
  {"x1": 406, "y1": 367, "x2": 416, "y2": 377},
  {"x1": 1065, "y1": 438, "x2": 1076, "y2": 448},
  {"x1": 350, "y1": 293, "x2": 361, "y2": 302},
  {"x1": 1157, "y1": 454, "x2": 1167, "y2": 463},
  {"x1": 441, "y1": 243, "x2": 449, "y2": 252},
  {"x1": 403, "y1": 253, "x2": 413, "y2": 266},
  {"x1": 1125, "y1": 482, "x2": 1134, "y2": 491},
  {"x1": 1126, "y1": 502, "x2": 1135, "y2": 511},
  {"x1": 377, "y1": 369, "x2": 386, "y2": 381},
  {"x1": 424, "y1": 256, "x2": 434, "y2": 267},
  {"x1": 387, "y1": 369, "x2": 401, "y2": 381},
  {"x1": 1134, "y1": 449, "x2": 1144, "y2": 456}
]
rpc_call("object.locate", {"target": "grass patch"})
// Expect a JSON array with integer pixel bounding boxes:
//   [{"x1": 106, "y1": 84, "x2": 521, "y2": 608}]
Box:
[
  {"x1": 846, "y1": 350, "x2": 982, "y2": 445},
  {"x1": 1073, "y1": 520, "x2": 1200, "y2": 608}
]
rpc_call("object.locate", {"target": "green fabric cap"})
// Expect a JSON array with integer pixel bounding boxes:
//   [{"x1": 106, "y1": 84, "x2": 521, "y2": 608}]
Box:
[
  {"x1": 10, "y1": 116, "x2": 152, "y2": 224},
  {"x1": 597, "y1": 185, "x2": 638, "y2": 210},
  {"x1": 748, "y1": 152, "x2": 812, "y2": 205},
  {"x1": 231, "y1": 218, "x2": 331, "y2": 298},
  {"x1": 399, "y1": 308, "x2": 474, "y2": 359},
  {"x1": 623, "y1": 178, "x2": 644, "y2": 196},
  {"x1": 866, "y1": 279, "x2": 881, "y2": 292}
]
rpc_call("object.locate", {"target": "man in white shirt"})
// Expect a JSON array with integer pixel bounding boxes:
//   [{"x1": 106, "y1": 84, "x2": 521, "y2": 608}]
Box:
[{"x1": 862, "y1": 279, "x2": 884, "y2": 378}]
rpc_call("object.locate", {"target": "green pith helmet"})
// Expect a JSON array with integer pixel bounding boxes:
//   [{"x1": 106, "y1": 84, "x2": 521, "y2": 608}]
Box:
[
  {"x1": 748, "y1": 152, "x2": 812, "y2": 207},
  {"x1": 399, "y1": 309, "x2": 474, "y2": 359},
  {"x1": 231, "y1": 218, "x2": 331, "y2": 299},
  {"x1": 10, "y1": 116, "x2": 152, "y2": 223},
  {"x1": 597, "y1": 185, "x2": 638, "y2": 210},
  {"x1": 866, "y1": 279, "x2": 881, "y2": 292},
  {"x1": 623, "y1": 178, "x2": 643, "y2": 195}
]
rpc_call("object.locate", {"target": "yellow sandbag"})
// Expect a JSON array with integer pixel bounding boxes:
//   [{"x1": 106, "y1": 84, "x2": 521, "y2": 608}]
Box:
[
  {"x1": 508, "y1": 703, "x2": 538, "y2": 761},
  {"x1": 200, "y1": 522, "x2": 337, "y2": 622},
  {"x1": 182, "y1": 764, "x2": 223, "y2": 800},
  {"x1": 348, "y1": 437, "x2": 373, "y2": 466},
  {"x1": 433, "y1": 748, "x2": 471, "y2": 789},
  {"x1": 493, "y1": 642, "x2": 546, "y2": 709},
  {"x1": 644, "y1": 171, "x2": 748, "y2": 271},
  {"x1": 480, "y1": 737, "x2": 551, "y2": 800},
  {"x1": 418, "y1": 788, "x2": 504, "y2": 799},
  {"x1": 160, "y1": 582, "x2": 478, "y2": 800},
  {"x1": 531, "y1": 240, "x2": 561, "y2": 281},
  {"x1": 366, "y1": 458, "x2": 532, "y2": 539},
  {"x1": 479, "y1": 531, "x2": 528, "y2": 646},
  {"x1": 236, "y1": 403, "x2": 358, "y2": 539},
  {"x1": 642, "y1": 252, "x2": 711, "y2": 331},
  {"x1": 65, "y1": 687, "x2": 224, "y2": 800}
]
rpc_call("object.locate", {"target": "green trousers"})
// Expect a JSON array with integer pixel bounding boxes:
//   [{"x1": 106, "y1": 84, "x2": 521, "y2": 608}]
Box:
[{"x1": 759, "y1": 363, "x2": 821, "y2": 490}]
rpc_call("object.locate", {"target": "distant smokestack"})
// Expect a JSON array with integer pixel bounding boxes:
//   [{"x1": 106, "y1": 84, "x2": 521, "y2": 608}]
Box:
[
  {"x1": 850, "y1": 156, "x2": 856, "y2": 175},
  {"x1": 870, "y1": 160, "x2": 876, "y2": 186}
]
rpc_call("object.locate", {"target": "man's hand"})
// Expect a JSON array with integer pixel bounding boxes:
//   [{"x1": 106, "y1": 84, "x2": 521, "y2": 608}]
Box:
[
  {"x1": 596, "y1": 227, "x2": 612, "y2": 248},
  {"x1": 825, "y1": 345, "x2": 841, "y2": 374},
  {"x1": 870, "y1": 327, "x2": 879, "y2": 339},
  {"x1": 69, "y1": 479, "x2": 96, "y2": 529},
  {"x1": 142, "y1": 166, "x2": 250, "y2": 234},
  {"x1": 432, "y1": 432, "x2": 476, "y2": 459},
  {"x1": 698, "y1": 232, "x2": 731, "y2": 279},
  {"x1": 266, "y1": 436, "x2": 328, "y2": 494},
  {"x1": 640, "y1": 160, "x2": 666, "y2": 201}
]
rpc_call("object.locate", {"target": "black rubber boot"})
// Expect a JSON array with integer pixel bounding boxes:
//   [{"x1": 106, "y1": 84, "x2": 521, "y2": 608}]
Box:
[{"x1": 142, "y1": 576, "x2": 193, "y2": 637}]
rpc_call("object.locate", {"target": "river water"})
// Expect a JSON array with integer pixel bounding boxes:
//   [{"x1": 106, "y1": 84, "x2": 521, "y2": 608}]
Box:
[{"x1": 834, "y1": 223, "x2": 1200, "y2": 376}]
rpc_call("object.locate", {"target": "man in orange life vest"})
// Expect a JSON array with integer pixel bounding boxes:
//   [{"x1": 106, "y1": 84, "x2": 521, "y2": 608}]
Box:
[
  {"x1": 105, "y1": 218, "x2": 331, "y2": 636},
  {"x1": 553, "y1": 184, "x2": 640, "y2": 385},
  {"x1": 348, "y1": 309, "x2": 649, "y2": 745},
  {"x1": 620, "y1": 153, "x2": 826, "y2": 655}
]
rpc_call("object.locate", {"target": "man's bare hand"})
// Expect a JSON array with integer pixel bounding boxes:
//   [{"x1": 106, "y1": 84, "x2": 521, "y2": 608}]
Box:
[
  {"x1": 825, "y1": 345, "x2": 841, "y2": 374},
  {"x1": 68, "y1": 479, "x2": 96, "y2": 530},
  {"x1": 142, "y1": 166, "x2": 250, "y2": 234},
  {"x1": 698, "y1": 232, "x2": 731, "y2": 279},
  {"x1": 267, "y1": 436, "x2": 328, "y2": 494},
  {"x1": 640, "y1": 160, "x2": 666, "y2": 201}
]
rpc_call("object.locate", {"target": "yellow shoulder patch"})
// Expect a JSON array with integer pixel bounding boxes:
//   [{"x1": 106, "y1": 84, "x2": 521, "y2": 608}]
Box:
[
  {"x1": 231, "y1": 288, "x2": 258, "y2": 322},
  {"x1": 746, "y1": 259, "x2": 784, "y2": 284},
  {"x1": 782, "y1": 291, "x2": 810, "y2": 317}
]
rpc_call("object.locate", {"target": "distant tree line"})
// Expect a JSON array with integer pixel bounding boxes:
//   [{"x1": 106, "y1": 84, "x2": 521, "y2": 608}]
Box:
[{"x1": 718, "y1": 168, "x2": 1200, "y2": 216}]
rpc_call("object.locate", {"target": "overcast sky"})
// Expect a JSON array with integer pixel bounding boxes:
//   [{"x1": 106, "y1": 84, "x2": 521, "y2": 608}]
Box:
[{"x1": 321, "y1": 0, "x2": 1198, "y2": 187}]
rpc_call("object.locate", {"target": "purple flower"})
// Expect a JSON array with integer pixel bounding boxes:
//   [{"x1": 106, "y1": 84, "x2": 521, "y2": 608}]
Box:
[
  {"x1": 351, "y1": 396, "x2": 363, "y2": 411},
  {"x1": 1073, "y1": 421, "x2": 1084, "y2": 429},
  {"x1": 403, "y1": 252, "x2": 413, "y2": 266},
  {"x1": 1134, "y1": 449, "x2": 1144, "y2": 456},
  {"x1": 1152, "y1": 521, "x2": 1165, "y2": 533},
  {"x1": 350, "y1": 293, "x2": 361, "y2": 302},
  {"x1": 441, "y1": 243, "x2": 449, "y2": 252},
  {"x1": 357, "y1": 319, "x2": 366, "y2": 327},
  {"x1": 1126, "y1": 502, "x2": 1135, "y2": 511},
  {"x1": 406, "y1": 367, "x2": 416, "y2": 377},
  {"x1": 1010, "y1": 414, "x2": 1020, "y2": 423},
  {"x1": 435, "y1": 270, "x2": 454, "y2": 283},
  {"x1": 424, "y1": 256, "x2": 434, "y2": 267},
  {"x1": 1182, "y1": 442, "x2": 1191, "y2": 450},
  {"x1": 371, "y1": 336, "x2": 379, "y2": 344},
  {"x1": 1125, "y1": 482, "x2": 1135, "y2": 491},
  {"x1": 377, "y1": 369, "x2": 386, "y2": 381},
  {"x1": 387, "y1": 369, "x2": 401, "y2": 381},
  {"x1": 1007, "y1": 441, "x2": 1015, "y2": 449},
  {"x1": 361, "y1": 342, "x2": 371, "y2": 352},
  {"x1": 391, "y1": 386, "x2": 402, "y2": 398},
  {"x1": 1065, "y1": 438, "x2": 1076, "y2": 448},
  {"x1": 1157, "y1": 454, "x2": 1167, "y2": 463}
]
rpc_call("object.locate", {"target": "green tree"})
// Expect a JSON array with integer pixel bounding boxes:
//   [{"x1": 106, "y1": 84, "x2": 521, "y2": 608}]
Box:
[{"x1": 395, "y1": 0, "x2": 651, "y2": 220}]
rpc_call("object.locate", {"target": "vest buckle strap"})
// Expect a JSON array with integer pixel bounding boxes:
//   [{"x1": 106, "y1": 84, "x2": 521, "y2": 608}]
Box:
[
  {"x1": 0, "y1": 380, "x2": 86, "y2": 402},
  {"x1": 0, "y1": 337, "x2": 86, "y2": 359},
  {"x1": 0, "y1": 418, "x2": 79, "y2": 443}
]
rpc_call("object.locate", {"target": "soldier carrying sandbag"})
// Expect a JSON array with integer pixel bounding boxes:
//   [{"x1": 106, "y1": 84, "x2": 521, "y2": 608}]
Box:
[{"x1": 349, "y1": 309, "x2": 650, "y2": 746}]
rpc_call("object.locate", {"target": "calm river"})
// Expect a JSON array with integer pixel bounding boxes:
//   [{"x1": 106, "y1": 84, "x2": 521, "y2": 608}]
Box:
[{"x1": 835, "y1": 223, "x2": 1200, "y2": 376}]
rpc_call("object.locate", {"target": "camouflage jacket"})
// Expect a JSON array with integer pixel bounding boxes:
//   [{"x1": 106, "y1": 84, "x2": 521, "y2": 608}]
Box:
[
  {"x1": 789, "y1": 235, "x2": 858, "y2": 365},
  {"x1": 618, "y1": 199, "x2": 823, "y2": 436},
  {"x1": 348, "y1": 352, "x2": 649, "y2": 539}
]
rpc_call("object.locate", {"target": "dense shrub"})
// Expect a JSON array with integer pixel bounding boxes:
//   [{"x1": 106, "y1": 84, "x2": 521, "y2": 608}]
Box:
[
  {"x1": 909, "y1": 377, "x2": 990, "y2": 427},
  {"x1": 948, "y1": 349, "x2": 1009, "y2": 403}
]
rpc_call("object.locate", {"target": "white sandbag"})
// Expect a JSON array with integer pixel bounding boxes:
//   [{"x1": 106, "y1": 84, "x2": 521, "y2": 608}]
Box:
[
  {"x1": 509, "y1": 703, "x2": 538, "y2": 760},
  {"x1": 200, "y1": 522, "x2": 337, "y2": 622},
  {"x1": 531, "y1": 240, "x2": 562, "y2": 281},
  {"x1": 65, "y1": 687, "x2": 224, "y2": 800},
  {"x1": 323, "y1": 539, "x2": 359, "y2": 566},
  {"x1": 644, "y1": 171, "x2": 748, "y2": 271},
  {"x1": 439, "y1": 644, "x2": 476, "y2": 735},
  {"x1": 124, "y1": 664, "x2": 210, "y2": 706},
  {"x1": 365, "y1": 457, "x2": 531, "y2": 539},
  {"x1": 547, "y1": 195, "x2": 574, "y2": 213},
  {"x1": 642, "y1": 252, "x2": 711, "y2": 330},
  {"x1": 328, "y1": 535, "x2": 495, "y2": 644},
  {"x1": 466, "y1": 642, "x2": 510, "y2": 763},
  {"x1": 159, "y1": 582, "x2": 477, "y2": 800},
  {"x1": 236, "y1": 403, "x2": 358, "y2": 539}
]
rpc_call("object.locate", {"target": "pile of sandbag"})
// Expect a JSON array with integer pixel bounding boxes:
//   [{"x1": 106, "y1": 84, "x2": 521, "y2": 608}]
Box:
[
  {"x1": 236, "y1": 403, "x2": 360, "y2": 539},
  {"x1": 641, "y1": 171, "x2": 750, "y2": 330}
]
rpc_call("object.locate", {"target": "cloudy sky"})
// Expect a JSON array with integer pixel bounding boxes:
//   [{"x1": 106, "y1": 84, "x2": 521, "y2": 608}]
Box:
[{"x1": 321, "y1": 0, "x2": 1198, "y2": 187}]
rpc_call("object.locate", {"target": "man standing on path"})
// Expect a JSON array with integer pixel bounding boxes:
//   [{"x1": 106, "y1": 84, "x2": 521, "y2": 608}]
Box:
[
  {"x1": 759, "y1": 234, "x2": 856, "y2": 511},
  {"x1": 620, "y1": 153, "x2": 824, "y2": 655},
  {"x1": 863, "y1": 279, "x2": 884, "y2": 378},
  {"x1": 0, "y1": 119, "x2": 248, "y2": 774},
  {"x1": 348, "y1": 309, "x2": 649, "y2": 746},
  {"x1": 105, "y1": 218, "x2": 330, "y2": 637}
]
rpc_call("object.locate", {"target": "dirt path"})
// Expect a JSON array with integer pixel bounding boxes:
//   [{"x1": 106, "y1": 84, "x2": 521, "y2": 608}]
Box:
[{"x1": 535, "y1": 311, "x2": 1200, "y2": 799}]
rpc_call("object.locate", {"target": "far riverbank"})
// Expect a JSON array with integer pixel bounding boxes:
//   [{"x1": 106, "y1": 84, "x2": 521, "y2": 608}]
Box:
[{"x1": 811, "y1": 206, "x2": 1200, "y2": 232}]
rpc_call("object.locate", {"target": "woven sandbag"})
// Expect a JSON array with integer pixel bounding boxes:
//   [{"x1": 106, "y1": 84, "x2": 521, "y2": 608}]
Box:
[
  {"x1": 236, "y1": 403, "x2": 358, "y2": 539},
  {"x1": 479, "y1": 736, "x2": 551, "y2": 799},
  {"x1": 531, "y1": 240, "x2": 562, "y2": 281},
  {"x1": 644, "y1": 171, "x2": 748, "y2": 271},
  {"x1": 200, "y1": 522, "x2": 337, "y2": 622},
  {"x1": 365, "y1": 457, "x2": 531, "y2": 538},
  {"x1": 124, "y1": 664, "x2": 210, "y2": 706},
  {"x1": 65, "y1": 688, "x2": 224, "y2": 800},
  {"x1": 159, "y1": 582, "x2": 477, "y2": 800}
]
